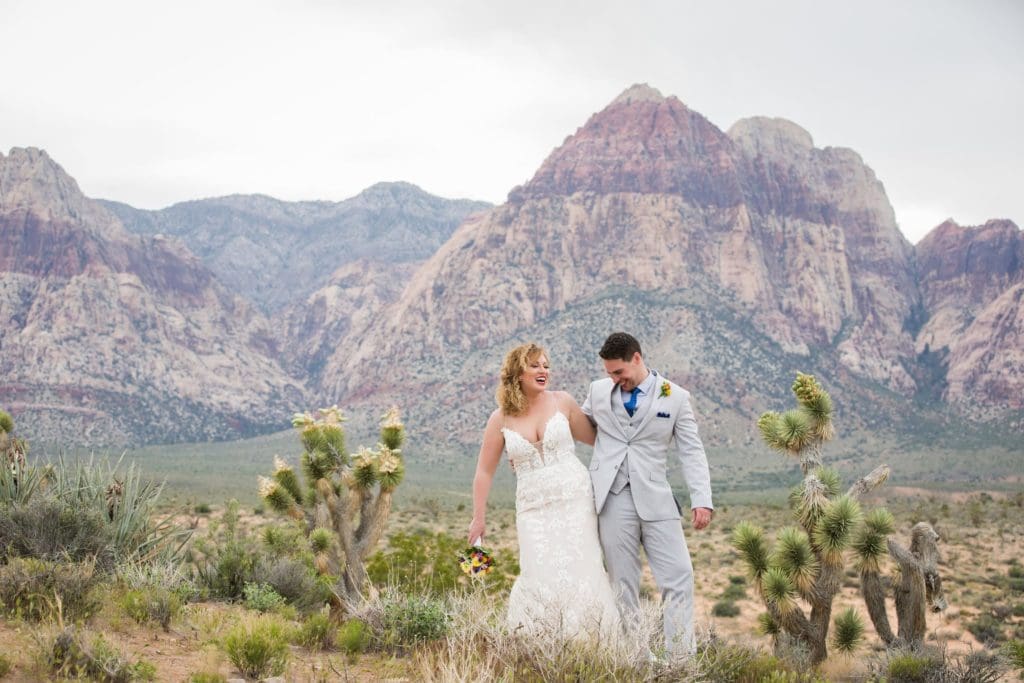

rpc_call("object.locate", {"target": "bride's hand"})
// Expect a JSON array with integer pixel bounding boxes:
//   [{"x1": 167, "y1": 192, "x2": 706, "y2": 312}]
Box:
[{"x1": 467, "y1": 517, "x2": 486, "y2": 545}]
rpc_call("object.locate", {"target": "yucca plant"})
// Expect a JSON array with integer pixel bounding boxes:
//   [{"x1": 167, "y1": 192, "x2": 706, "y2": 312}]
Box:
[
  {"x1": 0, "y1": 408, "x2": 42, "y2": 506},
  {"x1": 0, "y1": 409, "x2": 189, "y2": 565},
  {"x1": 259, "y1": 405, "x2": 406, "y2": 617},
  {"x1": 734, "y1": 373, "x2": 944, "y2": 664},
  {"x1": 47, "y1": 453, "x2": 190, "y2": 563}
]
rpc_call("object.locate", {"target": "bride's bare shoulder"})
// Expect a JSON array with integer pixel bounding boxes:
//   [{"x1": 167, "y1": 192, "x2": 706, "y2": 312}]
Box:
[
  {"x1": 485, "y1": 409, "x2": 505, "y2": 429},
  {"x1": 551, "y1": 391, "x2": 581, "y2": 411}
]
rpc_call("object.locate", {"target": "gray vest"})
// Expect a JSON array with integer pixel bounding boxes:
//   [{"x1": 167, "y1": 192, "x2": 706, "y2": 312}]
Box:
[{"x1": 609, "y1": 386, "x2": 654, "y2": 493}]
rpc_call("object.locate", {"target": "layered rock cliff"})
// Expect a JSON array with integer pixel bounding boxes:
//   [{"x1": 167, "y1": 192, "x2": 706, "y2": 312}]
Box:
[
  {"x1": 103, "y1": 183, "x2": 490, "y2": 313},
  {"x1": 915, "y1": 219, "x2": 1023, "y2": 413},
  {"x1": 325, "y1": 85, "x2": 927, "y2": 449},
  {"x1": 2, "y1": 84, "x2": 1019, "y2": 452},
  {"x1": 0, "y1": 147, "x2": 306, "y2": 445}
]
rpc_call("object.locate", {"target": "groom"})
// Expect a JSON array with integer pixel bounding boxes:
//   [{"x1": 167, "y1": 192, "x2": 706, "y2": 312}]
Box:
[{"x1": 582, "y1": 332, "x2": 713, "y2": 657}]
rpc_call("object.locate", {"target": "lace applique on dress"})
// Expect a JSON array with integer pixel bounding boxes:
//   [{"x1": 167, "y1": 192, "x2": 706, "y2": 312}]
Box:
[{"x1": 501, "y1": 412, "x2": 621, "y2": 642}]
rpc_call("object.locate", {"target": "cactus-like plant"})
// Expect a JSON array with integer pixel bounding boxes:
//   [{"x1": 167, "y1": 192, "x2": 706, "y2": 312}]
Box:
[
  {"x1": 259, "y1": 405, "x2": 406, "y2": 615},
  {"x1": 734, "y1": 374, "x2": 945, "y2": 664},
  {"x1": 1, "y1": 408, "x2": 38, "y2": 505}
]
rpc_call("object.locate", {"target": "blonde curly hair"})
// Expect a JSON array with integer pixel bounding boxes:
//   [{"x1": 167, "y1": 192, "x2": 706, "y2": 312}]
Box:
[{"x1": 496, "y1": 343, "x2": 548, "y2": 416}]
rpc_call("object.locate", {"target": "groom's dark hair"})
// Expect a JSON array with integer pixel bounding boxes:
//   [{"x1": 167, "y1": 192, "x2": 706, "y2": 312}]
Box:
[{"x1": 599, "y1": 332, "x2": 642, "y2": 361}]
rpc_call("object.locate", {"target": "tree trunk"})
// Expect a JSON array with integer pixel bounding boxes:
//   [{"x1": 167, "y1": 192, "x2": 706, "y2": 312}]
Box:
[
  {"x1": 889, "y1": 539, "x2": 927, "y2": 647},
  {"x1": 776, "y1": 604, "x2": 826, "y2": 664},
  {"x1": 861, "y1": 569, "x2": 895, "y2": 645}
]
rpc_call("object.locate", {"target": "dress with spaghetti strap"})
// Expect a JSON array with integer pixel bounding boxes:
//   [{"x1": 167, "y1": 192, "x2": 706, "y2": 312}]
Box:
[{"x1": 501, "y1": 411, "x2": 620, "y2": 641}]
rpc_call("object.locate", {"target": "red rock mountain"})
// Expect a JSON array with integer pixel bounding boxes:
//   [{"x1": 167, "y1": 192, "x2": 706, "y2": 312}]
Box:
[
  {"x1": 915, "y1": 219, "x2": 1023, "y2": 412},
  {"x1": 2, "y1": 85, "x2": 1019, "y2": 451},
  {"x1": 0, "y1": 147, "x2": 306, "y2": 445},
  {"x1": 325, "y1": 85, "x2": 950, "y2": 449}
]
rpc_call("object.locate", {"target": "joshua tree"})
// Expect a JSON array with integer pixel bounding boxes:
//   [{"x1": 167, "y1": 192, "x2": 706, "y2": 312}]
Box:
[
  {"x1": 863, "y1": 522, "x2": 947, "y2": 648},
  {"x1": 259, "y1": 405, "x2": 405, "y2": 614},
  {"x1": 732, "y1": 373, "x2": 944, "y2": 664}
]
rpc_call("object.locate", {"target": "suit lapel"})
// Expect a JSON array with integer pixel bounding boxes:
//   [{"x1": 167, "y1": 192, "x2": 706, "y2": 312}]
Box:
[
  {"x1": 633, "y1": 371, "x2": 666, "y2": 436},
  {"x1": 602, "y1": 380, "x2": 629, "y2": 440}
]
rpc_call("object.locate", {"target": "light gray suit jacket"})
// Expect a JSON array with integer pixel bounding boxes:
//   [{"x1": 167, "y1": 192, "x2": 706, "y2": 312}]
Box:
[{"x1": 583, "y1": 372, "x2": 713, "y2": 521}]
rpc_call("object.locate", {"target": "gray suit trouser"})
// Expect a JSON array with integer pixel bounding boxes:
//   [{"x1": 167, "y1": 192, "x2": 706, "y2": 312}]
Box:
[{"x1": 598, "y1": 485, "x2": 695, "y2": 655}]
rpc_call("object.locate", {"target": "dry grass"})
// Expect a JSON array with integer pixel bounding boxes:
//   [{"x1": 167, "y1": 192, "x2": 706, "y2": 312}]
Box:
[{"x1": 0, "y1": 488, "x2": 1021, "y2": 680}]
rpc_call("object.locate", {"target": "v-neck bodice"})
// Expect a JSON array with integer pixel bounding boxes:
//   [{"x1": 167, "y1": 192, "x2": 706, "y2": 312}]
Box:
[{"x1": 502, "y1": 412, "x2": 575, "y2": 474}]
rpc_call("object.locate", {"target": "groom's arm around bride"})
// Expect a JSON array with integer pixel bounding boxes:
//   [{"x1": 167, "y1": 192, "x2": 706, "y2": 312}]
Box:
[{"x1": 583, "y1": 331, "x2": 713, "y2": 657}]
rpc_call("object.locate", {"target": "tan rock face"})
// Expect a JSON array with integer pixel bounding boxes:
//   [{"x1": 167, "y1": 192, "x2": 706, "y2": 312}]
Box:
[
  {"x1": 329, "y1": 87, "x2": 922, "y2": 408},
  {"x1": 945, "y1": 282, "x2": 1024, "y2": 412},
  {"x1": 277, "y1": 258, "x2": 419, "y2": 383},
  {"x1": 3, "y1": 86, "x2": 1020, "y2": 449},
  {"x1": 915, "y1": 219, "x2": 1024, "y2": 412},
  {"x1": 0, "y1": 148, "x2": 306, "y2": 446}
]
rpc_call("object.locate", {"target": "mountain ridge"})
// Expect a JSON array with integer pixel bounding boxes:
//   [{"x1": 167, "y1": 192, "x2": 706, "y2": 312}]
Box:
[{"x1": 1, "y1": 85, "x2": 1020, "y2": 453}]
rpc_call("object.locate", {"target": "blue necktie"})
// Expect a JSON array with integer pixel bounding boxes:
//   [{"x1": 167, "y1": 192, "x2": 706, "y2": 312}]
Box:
[{"x1": 624, "y1": 388, "x2": 641, "y2": 417}]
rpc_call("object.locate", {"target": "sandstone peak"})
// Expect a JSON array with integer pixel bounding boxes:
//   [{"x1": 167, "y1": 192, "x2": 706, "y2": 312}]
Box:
[
  {"x1": 511, "y1": 85, "x2": 739, "y2": 204},
  {"x1": 0, "y1": 146, "x2": 121, "y2": 234},
  {"x1": 921, "y1": 218, "x2": 1020, "y2": 246},
  {"x1": 610, "y1": 83, "x2": 666, "y2": 106},
  {"x1": 728, "y1": 117, "x2": 814, "y2": 157}
]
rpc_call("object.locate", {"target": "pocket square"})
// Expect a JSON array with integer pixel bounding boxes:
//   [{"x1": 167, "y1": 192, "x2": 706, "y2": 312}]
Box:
[{"x1": 656, "y1": 411, "x2": 671, "y2": 418}]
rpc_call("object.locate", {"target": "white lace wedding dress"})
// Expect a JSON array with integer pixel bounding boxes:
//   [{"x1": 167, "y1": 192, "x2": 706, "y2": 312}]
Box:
[{"x1": 502, "y1": 411, "x2": 621, "y2": 642}]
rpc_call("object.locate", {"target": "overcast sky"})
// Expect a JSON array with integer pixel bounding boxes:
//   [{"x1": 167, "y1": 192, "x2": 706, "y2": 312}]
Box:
[{"x1": 2, "y1": 0, "x2": 1021, "y2": 243}]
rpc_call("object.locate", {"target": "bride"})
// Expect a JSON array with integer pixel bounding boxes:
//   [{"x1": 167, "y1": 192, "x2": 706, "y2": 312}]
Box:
[{"x1": 468, "y1": 342, "x2": 620, "y2": 641}]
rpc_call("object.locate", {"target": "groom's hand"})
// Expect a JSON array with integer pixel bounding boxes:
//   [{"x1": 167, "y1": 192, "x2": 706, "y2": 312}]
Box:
[{"x1": 692, "y1": 507, "x2": 712, "y2": 530}]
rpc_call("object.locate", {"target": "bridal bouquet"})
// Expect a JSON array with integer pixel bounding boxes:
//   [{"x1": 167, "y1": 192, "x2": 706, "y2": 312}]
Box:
[{"x1": 458, "y1": 539, "x2": 495, "y2": 577}]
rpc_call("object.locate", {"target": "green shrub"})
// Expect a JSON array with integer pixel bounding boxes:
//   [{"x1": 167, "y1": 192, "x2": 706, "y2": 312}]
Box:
[
  {"x1": 721, "y1": 582, "x2": 747, "y2": 601},
  {"x1": 116, "y1": 558, "x2": 198, "y2": 604},
  {"x1": 0, "y1": 652, "x2": 10, "y2": 677},
  {"x1": 380, "y1": 593, "x2": 449, "y2": 647},
  {"x1": 261, "y1": 523, "x2": 306, "y2": 556},
  {"x1": 46, "y1": 627, "x2": 156, "y2": 681},
  {"x1": 258, "y1": 556, "x2": 331, "y2": 613},
  {"x1": 242, "y1": 582, "x2": 286, "y2": 613},
  {"x1": 0, "y1": 557, "x2": 101, "y2": 622},
  {"x1": 193, "y1": 539, "x2": 259, "y2": 600},
  {"x1": 757, "y1": 672, "x2": 827, "y2": 683},
  {"x1": 712, "y1": 600, "x2": 741, "y2": 617},
  {"x1": 295, "y1": 611, "x2": 336, "y2": 650},
  {"x1": 120, "y1": 587, "x2": 182, "y2": 630},
  {"x1": 220, "y1": 614, "x2": 290, "y2": 679},
  {"x1": 1004, "y1": 639, "x2": 1024, "y2": 670},
  {"x1": 338, "y1": 619, "x2": 370, "y2": 655},
  {"x1": 366, "y1": 531, "x2": 464, "y2": 595},
  {"x1": 0, "y1": 497, "x2": 114, "y2": 568},
  {"x1": 367, "y1": 530, "x2": 517, "y2": 596},
  {"x1": 967, "y1": 613, "x2": 1006, "y2": 645},
  {"x1": 194, "y1": 503, "x2": 212, "y2": 515},
  {"x1": 883, "y1": 651, "x2": 937, "y2": 682},
  {"x1": 191, "y1": 500, "x2": 262, "y2": 600},
  {"x1": 188, "y1": 673, "x2": 227, "y2": 683},
  {"x1": 697, "y1": 641, "x2": 796, "y2": 683},
  {"x1": 45, "y1": 455, "x2": 189, "y2": 564}
]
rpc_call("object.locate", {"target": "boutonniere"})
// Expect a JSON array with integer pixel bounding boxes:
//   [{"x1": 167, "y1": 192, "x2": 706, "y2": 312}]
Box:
[{"x1": 659, "y1": 381, "x2": 671, "y2": 398}]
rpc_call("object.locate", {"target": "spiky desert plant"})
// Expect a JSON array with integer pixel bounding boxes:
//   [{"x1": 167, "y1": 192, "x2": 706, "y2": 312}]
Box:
[
  {"x1": 734, "y1": 373, "x2": 943, "y2": 664},
  {"x1": 0, "y1": 408, "x2": 39, "y2": 506},
  {"x1": 259, "y1": 405, "x2": 406, "y2": 616}
]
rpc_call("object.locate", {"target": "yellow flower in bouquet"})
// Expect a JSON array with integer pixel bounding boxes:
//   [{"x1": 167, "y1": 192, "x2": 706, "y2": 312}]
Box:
[{"x1": 458, "y1": 541, "x2": 495, "y2": 577}]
